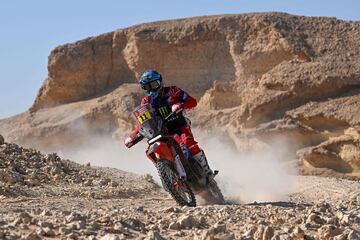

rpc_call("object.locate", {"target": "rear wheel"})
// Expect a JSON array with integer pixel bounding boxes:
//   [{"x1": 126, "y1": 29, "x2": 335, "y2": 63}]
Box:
[
  {"x1": 200, "y1": 180, "x2": 226, "y2": 205},
  {"x1": 157, "y1": 159, "x2": 196, "y2": 207}
]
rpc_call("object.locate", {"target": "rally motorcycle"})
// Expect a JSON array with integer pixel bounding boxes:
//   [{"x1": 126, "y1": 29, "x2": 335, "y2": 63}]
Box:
[{"x1": 128, "y1": 103, "x2": 225, "y2": 207}]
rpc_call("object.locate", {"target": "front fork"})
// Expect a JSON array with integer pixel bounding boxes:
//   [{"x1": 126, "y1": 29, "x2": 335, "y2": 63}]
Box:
[{"x1": 171, "y1": 145, "x2": 187, "y2": 179}]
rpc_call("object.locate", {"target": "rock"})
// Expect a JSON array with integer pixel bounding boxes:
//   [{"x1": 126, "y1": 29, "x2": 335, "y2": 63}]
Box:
[
  {"x1": 24, "y1": 232, "x2": 41, "y2": 240},
  {"x1": 35, "y1": 228, "x2": 45, "y2": 236},
  {"x1": 0, "y1": 231, "x2": 5, "y2": 239},
  {"x1": 10, "y1": 217, "x2": 22, "y2": 227},
  {"x1": 112, "y1": 222, "x2": 125, "y2": 232},
  {"x1": 214, "y1": 233, "x2": 235, "y2": 240},
  {"x1": 317, "y1": 224, "x2": 343, "y2": 239},
  {"x1": 263, "y1": 226, "x2": 275, "y2": 240},
  {"x1": 177, "y1": 215, "x2": 199, "y2": 229},
  {"x1": 198, "y1": 230, "x2": 210, "y2": 240},
  {"x1": 110, "y1": 181, "x2": 119, "y2": 187},
  {"x1": 278, "y1": 235, "x2": 293, "y2": 240},
  {"x1": 27, "y1": 178, "x2": 41, "y2": 186},
  {"x1": 31, "y1": 209, "x2": 42, "y2": 215},
  {"x1": 40, "y1": 209, "x2": 52, "y2": 216},
  {"x1": 143, "y1": 174, "x2": 156, "y2": 184},
  {"x1": 83, "y1": 179, "x2": 93, "y2": 187},
  {"x1": 254, "y1": 225, "x2": 265, "y2": 239},
  {"x1": 201, "y1": 222, "x2": 226, "y2": 239},
  {"x1": 90, "y1": 221, "x2": 101, "y2": 231},
  {"x1": 38, "y1": 221, "x2": 53, "y2": 229},
  {"x1": 100, "y1": 234, "x2": 120, "y2": 240},
  {"x1": 347, "y1": 230, "x2": 360, "y2": 240},
  {"x1": 198, "y1": 230, "x2": 234, "y2": 240},
  {"x1": 18, "y1": 212, "x2": 32, "y2": 224},
  {"x1": 146, "y1": 230, "x2": 165, "y2": 240},
  {"x1": 291, "y1": 217, "x2": 303, "y2": 225},
  {"x1": 292, "y1": 226, "x2": 305, "y2": 239},
  {"x1": 212, "y1": 223, "x2": 227, "y2": 234},
  {"x1": 59, "y1": 227, "x2": 71, "y2": 236},
  {"x1": 164, "y1": 207, "x2": 182, "y2": 213},
  {"x1": 135, "y1": 206, "x2": 144, "y2": 212},
  {"x1": 98, "y1": 178, "x2": 111, "y2": 186},
  {"x1": 341, "y1": 213, "x2": 360, "y2": 224},
  {"x1": 66, "y1": 212, "x2": 83, "y2": 222},
  {"x1": 334, "y1": 233, "x2": 347, "y2": 240},
  {"x1": 307, "y1": 213, "x2": 324, "y2": 224},
  {"x1": 121, "y1": 218, "x2": 145, "y2": 231},
  {"x1": 168, "y1": 222, "x2": 180, "y2": 230},
  {"x1": 66, "y1": 232, "x2": 78, "y2": 239},
  {"x1": 98, "y1": 215, "x2": 111, "y2": 223},
  {"x1": 271, "y1": 235, "x2": 280, "y2": 240},
  {"x1": 325, "y1": 216, "x2": 339, "y2": 225},
  {"x1": 241, "y1": 226, "x2": 257, "y2": 239},
  {"x1": 156, "y1": 219, "x2": 168, "y2": 230},
  {"x1": 42, "y1": 227, "x2": 55, "y2": 237},
  {"x1": 0, "y1": 170, "x2": 21, "y2": 184},
  {"x1": 67, "y1": 219, "x2": 86, "y2": 230}
]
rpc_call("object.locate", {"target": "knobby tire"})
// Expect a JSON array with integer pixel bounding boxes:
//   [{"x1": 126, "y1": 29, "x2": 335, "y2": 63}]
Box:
[{"x1": 156, "y1": 159, "x2": 196, "y2": 207}]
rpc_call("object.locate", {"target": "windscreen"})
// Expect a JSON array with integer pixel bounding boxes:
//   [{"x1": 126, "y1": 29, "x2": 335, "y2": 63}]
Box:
[{"x1": 132, "y1": 103, "x2": 163, "y2": 140}]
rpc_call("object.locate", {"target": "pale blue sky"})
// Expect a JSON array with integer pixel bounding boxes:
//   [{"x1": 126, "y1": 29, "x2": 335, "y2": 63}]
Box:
[{"x1": 0, "y1": 0, "x2": 359, "y2": 119}]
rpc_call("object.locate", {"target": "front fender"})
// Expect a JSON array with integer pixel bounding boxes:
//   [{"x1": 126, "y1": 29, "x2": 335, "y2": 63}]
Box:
[{"x1": 147, "y1": 142, "x2": 173, "y2": 161}]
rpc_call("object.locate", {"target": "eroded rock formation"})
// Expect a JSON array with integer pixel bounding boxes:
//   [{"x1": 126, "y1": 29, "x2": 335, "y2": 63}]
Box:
[{"x1": 1, "y1": 12, "x2": 360, "y2": 178}]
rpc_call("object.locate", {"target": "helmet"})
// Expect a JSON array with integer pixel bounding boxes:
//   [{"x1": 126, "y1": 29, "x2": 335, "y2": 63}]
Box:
[{"x1": 139, "y1": 70, "x2": 163, "y2": 100}]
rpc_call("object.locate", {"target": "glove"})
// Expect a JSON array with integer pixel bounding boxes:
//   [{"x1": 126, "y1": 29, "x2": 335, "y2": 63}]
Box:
[
  {"x1": 171, "y1": 103, "x2": 183, "y2": 113},
  {"x1": 124, "y1": 136, "x2": 134, "y2": 148}
]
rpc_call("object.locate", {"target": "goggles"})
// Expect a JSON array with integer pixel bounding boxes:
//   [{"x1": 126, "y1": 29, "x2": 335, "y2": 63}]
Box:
[{"x1": 141, "y1": 80, "x2": 161, "y2": 91}]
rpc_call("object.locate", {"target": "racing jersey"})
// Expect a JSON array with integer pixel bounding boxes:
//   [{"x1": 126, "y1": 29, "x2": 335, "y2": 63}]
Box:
[{"x1": 131, "y1": 86, "x2": 197, "y2": 138}]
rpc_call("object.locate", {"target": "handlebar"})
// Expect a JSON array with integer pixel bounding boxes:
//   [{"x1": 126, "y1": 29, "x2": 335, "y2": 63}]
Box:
[
  {"x1": 164, "y1": 109, "x2": 183, "y2": 121},
  {"x1": 127, "y1": 108, "x2": 183, "y2": 148},
  {"x1": 126, "y1": 134, "x2": 144, "y2": 148}
]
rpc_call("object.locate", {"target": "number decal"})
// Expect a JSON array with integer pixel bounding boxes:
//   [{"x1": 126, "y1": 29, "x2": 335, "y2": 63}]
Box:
[{"x1": 137, "y1": 111, "x2": 152, "y2": 124}]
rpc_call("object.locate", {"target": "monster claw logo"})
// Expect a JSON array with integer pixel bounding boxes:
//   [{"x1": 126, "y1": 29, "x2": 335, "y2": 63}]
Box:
[{"x1": 158, "y1": 106, "x2": 169, "y2": 118}]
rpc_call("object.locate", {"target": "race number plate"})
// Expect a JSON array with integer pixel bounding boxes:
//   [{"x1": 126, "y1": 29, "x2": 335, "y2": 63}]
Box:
[
  {"x1": 136, "y1": 111, "x2": 152, "y2": 124},
  {"x1": 133, "y1": 104, "x2": 153, "y2": 125}
]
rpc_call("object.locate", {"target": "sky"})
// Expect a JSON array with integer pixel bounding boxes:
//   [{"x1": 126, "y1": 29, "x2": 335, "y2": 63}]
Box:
[{"x1": 0, "y1": 0, "x2": 359, "y2": 119}]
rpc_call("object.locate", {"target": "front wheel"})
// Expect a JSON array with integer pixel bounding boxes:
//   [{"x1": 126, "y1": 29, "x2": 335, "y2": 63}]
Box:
[
  {"x1": 200, "y1": 180, "x2": 226, "y2": 205},
  {"x1": 156, "y1": 159, "x2": 196, "y2": 207}
]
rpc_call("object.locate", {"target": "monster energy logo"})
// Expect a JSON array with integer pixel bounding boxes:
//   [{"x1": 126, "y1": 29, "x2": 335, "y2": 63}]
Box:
[{"x1": 158, "y1": 106, "x2": 169, "y2": 118}]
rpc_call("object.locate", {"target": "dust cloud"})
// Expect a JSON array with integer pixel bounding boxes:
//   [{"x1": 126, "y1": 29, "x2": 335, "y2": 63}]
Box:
[
  {"x1": 58, "y1": 137, "x2": 159, "y2": 179},
  {"x1": 195, "y1": 132, "x2": 296, "y2": 203},
  {"x1": 58, "y1": 129, "x2": 296, "y2": 204}
]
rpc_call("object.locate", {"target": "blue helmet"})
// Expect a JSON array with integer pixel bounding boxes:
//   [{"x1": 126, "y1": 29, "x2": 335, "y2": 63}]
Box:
[{"x1": 139, "y1": 70, "x2": 163, "y2": 100}]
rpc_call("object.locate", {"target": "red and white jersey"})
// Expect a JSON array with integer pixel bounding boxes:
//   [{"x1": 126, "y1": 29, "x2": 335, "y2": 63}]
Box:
[{"x1": 131, "y1": 86, "x2": 197, "y2": 138}]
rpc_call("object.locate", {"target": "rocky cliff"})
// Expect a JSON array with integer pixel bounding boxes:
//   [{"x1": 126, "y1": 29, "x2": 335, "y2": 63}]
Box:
[{"x1": 1, "y1": 12, "x2": 360, "y2": 178}]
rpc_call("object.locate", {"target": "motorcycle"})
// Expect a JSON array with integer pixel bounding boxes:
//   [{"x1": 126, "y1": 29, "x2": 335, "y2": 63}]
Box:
[{"x1": 127, "y1": 103, "x2": 225, "y2": 207}]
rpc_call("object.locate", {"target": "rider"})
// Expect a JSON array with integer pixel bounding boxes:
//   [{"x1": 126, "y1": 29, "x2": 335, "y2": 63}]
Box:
[{"x1": 124, "y1": 70, "x2": 215, "y2": 179}]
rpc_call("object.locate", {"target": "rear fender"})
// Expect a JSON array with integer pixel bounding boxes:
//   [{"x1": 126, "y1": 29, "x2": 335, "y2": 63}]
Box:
[{"x1": 147, "y1": 142, "x2": 173, "y2": 162}]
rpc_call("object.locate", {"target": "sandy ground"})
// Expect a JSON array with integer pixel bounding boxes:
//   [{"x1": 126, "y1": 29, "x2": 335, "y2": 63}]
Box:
[
  {"x1": 1, "y1": 170, "x2": 359, "y2": 240},
  {"x1": 0, "y1": 141, "x2": 359, "y2": 239}
]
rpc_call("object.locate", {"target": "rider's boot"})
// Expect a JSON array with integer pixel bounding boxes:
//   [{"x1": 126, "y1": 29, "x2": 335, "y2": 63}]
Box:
[{"x1": 192, "y1": 149, "x2": 217, "y2": 182}]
